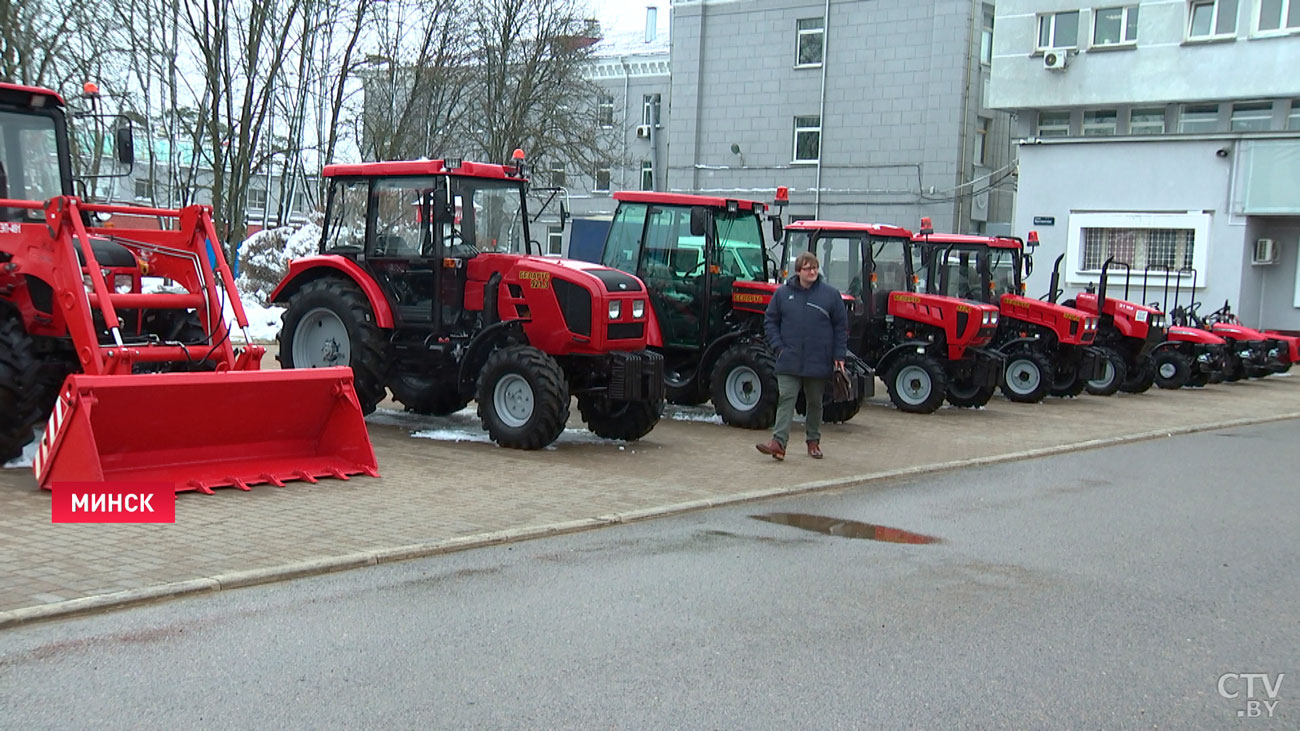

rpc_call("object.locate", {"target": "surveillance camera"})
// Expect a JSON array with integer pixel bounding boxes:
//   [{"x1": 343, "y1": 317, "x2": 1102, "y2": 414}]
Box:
[{"x1": 1216, "y1": 148, "x2": 1230, "y2": 158}]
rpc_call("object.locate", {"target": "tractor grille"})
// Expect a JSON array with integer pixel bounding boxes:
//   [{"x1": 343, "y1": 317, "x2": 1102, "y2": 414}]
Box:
[
  {"x1": 551, "y1": 279, "x2": 592, "y2": 337},
  {"x1": 608, "y1": 350, "x2": 665, "y2": 402},
  {"x1": 607, "y1": 322, "x2": 644, "y2": 341}
]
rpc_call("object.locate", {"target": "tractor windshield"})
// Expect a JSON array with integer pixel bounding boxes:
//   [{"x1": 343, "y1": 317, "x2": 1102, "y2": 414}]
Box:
[
  {"x1": 447, "y1": 176, "x2": 529, "y2": 255},
  {"x1": 714, "y1": 211, "x2": 765, "y2": 280},
  {"x1": 935, "y1": 246, "x2": 988, "y2": 303},
  {"x1": 0, "y1": 109, "x2": 65, "y2": 221},
  {"x1": 988, "y1": 247, "x2": 1020, "y2": 297}
]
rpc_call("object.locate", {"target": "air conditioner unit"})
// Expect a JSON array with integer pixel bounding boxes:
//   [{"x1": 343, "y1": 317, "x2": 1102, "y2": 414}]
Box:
[
  {"x1": 635, "y1": 124, "x2": 652, "y2": 139},
  {"x1": 1043, "y1": 50, "x2": 1068, "y2": 70},
  {"x1": 1252, "y1": 238, "x2": 1277, "y2": 266}
]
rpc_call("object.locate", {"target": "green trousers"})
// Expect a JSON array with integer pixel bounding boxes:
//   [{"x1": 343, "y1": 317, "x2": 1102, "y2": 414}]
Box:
[{"x1": 772, "y1": 374, "x2": 826, "y2": 448}]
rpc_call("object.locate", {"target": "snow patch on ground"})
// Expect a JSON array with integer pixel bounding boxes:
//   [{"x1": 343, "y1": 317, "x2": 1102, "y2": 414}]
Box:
[
  {"x1": 3, "y1": 430, "x2": 40, "y2": 469},
  {"x1": 664, "y1": 405, "x2": 724, "y2": 424}
]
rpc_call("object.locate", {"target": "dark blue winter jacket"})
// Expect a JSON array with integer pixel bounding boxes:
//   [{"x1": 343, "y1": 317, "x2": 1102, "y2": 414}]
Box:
[{"x1": 763, "y1": 275, "x2": 849, "y2": 379}]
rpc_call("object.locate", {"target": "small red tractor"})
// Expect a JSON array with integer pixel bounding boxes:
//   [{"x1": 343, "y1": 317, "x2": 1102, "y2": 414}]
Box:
[
  {"x1": 0, "y1": 82, "x2": 376, "y2": 491},
  {"x1": 270, "y1": 156, "x2": 665, "y2": 449},
  {"x1": 595, "y1": 189, "x2": 871, "y2": 427},
  {"x1": 783, "y1": 220, "x2": 1003, "y2": 413},
  {"x1": 910, "y1": 224, "x2": 1105, "y2": 402}
]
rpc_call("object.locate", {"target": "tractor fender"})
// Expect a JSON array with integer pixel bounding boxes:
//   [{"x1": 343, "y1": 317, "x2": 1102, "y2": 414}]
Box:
[
  {"x1": 877, "y1": 340, "x2": 934, "y2": 377},
  {"x1": 269, "y1": 256, "x2": 395, "y2": 329},
  {"x1": 458, "y1": 319, "x2": 527, "y2": 394},
  {"x1": 696, "y1": 331, "x2": 753, "y2": 387},
  {"x1": 1148, "y1": 340, "x2": 1182, "y2": 358},
  {"x1": 994, "y1": 335, "x2": 1043, "y2": 354}
]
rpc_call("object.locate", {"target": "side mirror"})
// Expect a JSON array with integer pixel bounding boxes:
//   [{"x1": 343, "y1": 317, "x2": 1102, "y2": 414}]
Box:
[
  {"x1": 115, "y1": 126, "x2": 134, "y2": 166},
  {"x1": 770, "y1": 217, "x2": 783, "y2": 244},
  {"x1": 689, "y1": 206, "x2": 708, "y2": 237},
  {"x1": 559, "y1": 201, "x2": 569, "y2": 230},
  {"x1": 1024, "y1": 255, "x2": 1033, "y2": 278}
]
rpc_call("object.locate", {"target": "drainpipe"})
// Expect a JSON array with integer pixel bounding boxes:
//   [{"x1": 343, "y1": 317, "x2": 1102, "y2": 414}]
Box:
[
  {"x1": 814, "y1": 0, "x2": 830, "y2": 218},
  {"x1": 621, "y1": 56, "x2": 631, "y2": 191}
]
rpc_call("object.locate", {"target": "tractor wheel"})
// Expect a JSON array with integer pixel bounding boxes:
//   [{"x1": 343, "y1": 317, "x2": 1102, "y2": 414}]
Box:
[
  {"x1": 796, "y1": 390, "x2": 864, "y2": 424},
  {"x1": 476, "y1": 345, "x2": 569, "y2": 449},
  {"x1": 138, "y1": 311, "x2": 219, "y2": 372},
  {"x1": 0, "y1": 316, "x2": 39, "y2": 463},
  {"x1": 1187, "y1": 370, "x2": 1211, "y2": 388},
  {"x1": 1245, "y1": 363, "x2": 1272, "y2": 379},
  {"x1": 388, "y1": 373, "x2": 471, "y2": 416},
  {"x1": 884, "y1": 353, "x2": 947, "y2": 414},
  {"x1": 999, "y1": 349, "x2": 1052, "y2": 403},
  {"x1": 946, "y1": 379, "x2": 995, "y2": 408},
  {"x1": 709, "y1": 342, "x2": 779, "y2": 429},
  {"x1": 279, "y1": 278, "x2": 389, "y2": 414},
  {"x1": 665, "y1": 377, "x2": 709, "y2": 406},
  {"x1": 1221, "y1": 352, "x2": 1245, "y2": 382},
  {"x1": 1153, "y1": 351, "x2": 1192, "y2": 390},
  {"x1": 578, "y1": 394, "x2": 662, "y2": 441},
  {"x1": 1049, "y1": 363, "x2": 1087, "y2": 398},
  {"x1": 1084, "y1": 348, "x2": 1127, "y2": 396},
  {"x1": 1119, "y1": 358, "x2": 1155, "y2": 394}
]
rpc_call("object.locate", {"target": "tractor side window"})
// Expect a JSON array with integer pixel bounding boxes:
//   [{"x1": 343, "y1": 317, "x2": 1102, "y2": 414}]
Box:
[
  {"x1": 372, "y1": 177, "x2": 434, "y2": 258},
  {"x1": 458, "y1": 179, "x2": 526, "y2": 254},
  {"x1": 0, "y1": 110, "x2": 62, "y2": 221},
  {"x1": 602, "y1": 203, "x2": 648, "y2": 273},
  {"x1": 870, "y1": 237, "x2": 909, "y2": 293},
  {"x1": 642, "y1": 206, "x2": 702, "y2": 280},
  {"x1": 815, "y1": 235, "x2": 860, "y2": 295},
  {"x1": 784, "y1": 231, "x2": 811, "y2": 279},
  {"x1": 989, "y1": 249, "x2": 1018, "y2": 297},
  {"x1": 324, "y1": 180, "x2": 368, "y2": 253},
  {"x1": 714, "y1": 212, "x2": 764, "y2": 279}
]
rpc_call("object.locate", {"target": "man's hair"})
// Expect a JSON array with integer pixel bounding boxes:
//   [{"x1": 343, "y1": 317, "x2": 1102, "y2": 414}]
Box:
[{"x1": 794, "y1": 252, "x2": 819, "y2": 273}]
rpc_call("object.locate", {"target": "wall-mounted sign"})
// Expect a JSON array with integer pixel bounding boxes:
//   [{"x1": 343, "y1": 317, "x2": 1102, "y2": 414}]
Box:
[{"x1": 1032, "y1": 216, "x2": 1055, "y2": 226}]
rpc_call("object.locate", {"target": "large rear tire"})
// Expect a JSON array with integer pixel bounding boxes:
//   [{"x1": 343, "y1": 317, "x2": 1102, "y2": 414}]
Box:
[
  {"x1": 709, "y1": 342, "x2": 779, "y2": 429},
  {"x1": 1153, "y1": 351, "x2": 1191, "y2": 390},
  {"x1": 946, "y1": 379, "x2": 995, "y2": 408},
  {"x1": 388, "y1": 373, "x2": 471, "y2": 416},
  {"x1": 279, "y1": 278, "x2": 389, "y2": 414},
  {"x1": 999, "y1": 349, "x2": 1052, "y2": 403},
  {"x1": 0, "y1": 316, "x2": 38, "y2": 462},
  {"x1": 1085, "y1": 348, "x2": 1127, "y2": 396},
  {"x1": 578, "y1": 394, "x2": 662, "y2": 441},
  {"x1": 1119, "y1": 358, "x2": 1155, "y2": 394},
  {"x1": 1221, "y1": 350, "x2": 1245, "y2": 382},
  {"x1": 476, "y1": 345, "x2": 569, "y2": 449},
  {"x1": 885, "y1": 353, "x2": 947, "y2": 414},
  {"x1": 1049, "y1": 362, "x2": 1087, "y2": 398},
  {"x1": 796, "y1": 389, "x2": 864, "y2": 423}
]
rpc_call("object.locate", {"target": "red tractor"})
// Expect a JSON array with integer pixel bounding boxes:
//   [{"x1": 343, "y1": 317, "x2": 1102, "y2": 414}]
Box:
[
  {"x1": 270, "y1": 156, "x2": 665, "y2": 449},
  {"x1": 783, "y1": 220, "x2": 1003, "y2": 413},
  {"x1": 910, "y1": 225, "x2": 1105, "y2": 403},
  {"x1": 0, "y1": 82, "x2": 375, "y2": 491},
  {"x1": 596, "y1": 190, "x2": 872, "y2": 427}
]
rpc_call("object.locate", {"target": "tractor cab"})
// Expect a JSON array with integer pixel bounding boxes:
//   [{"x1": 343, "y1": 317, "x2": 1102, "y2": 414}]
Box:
[
  {"x1": 0, "y1": 85, "x2": 72, "y2": 222},
  {"x1": 783, "y1": 220, "x2": 1003, "y2": 413}
]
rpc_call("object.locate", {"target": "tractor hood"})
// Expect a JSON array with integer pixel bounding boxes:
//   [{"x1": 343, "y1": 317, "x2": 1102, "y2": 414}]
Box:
[
  {"x1": 999, "y1": 294, "x2": 1099, "y2": 344},
  {"x1": 1210, "y1": 322, "x2": 1267, "y2": 342},
  {"x1": 507, "y1": 255, "x2": 645, "y2": 293},
  {"x1": 1166, "y1": 326, "x2": 1226, "y2": 345}
]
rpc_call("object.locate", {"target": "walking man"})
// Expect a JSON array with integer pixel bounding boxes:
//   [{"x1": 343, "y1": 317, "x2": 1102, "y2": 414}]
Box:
[{"x1": 756, "y1": 252, "x2": 848, "y2": 460}]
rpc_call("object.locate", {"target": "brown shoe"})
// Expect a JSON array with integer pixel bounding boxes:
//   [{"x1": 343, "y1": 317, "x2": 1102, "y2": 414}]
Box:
[
  {"x1": 755, "y1": 439, "x2": 786, "y2": 461},
  {"x1": 807, "y1": 440, "x2": 823, "y2": 459}
]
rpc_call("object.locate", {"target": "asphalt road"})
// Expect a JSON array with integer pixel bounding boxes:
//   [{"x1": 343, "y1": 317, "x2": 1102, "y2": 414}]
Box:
[{"x1": 1, "y1": 420, "x2": 1297, "y2": 729}]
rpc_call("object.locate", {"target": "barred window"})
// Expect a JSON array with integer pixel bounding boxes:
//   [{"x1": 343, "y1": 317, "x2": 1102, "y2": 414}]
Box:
[{"x1": 1081, "y1": 227, "x2": 1195, "y2": 271}]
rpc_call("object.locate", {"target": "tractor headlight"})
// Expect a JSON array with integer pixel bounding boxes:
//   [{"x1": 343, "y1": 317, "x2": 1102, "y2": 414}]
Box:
[
  {"x1": 114, "y1": 274, "x2": 134, "y2": 293},
  {"x1": 632, "y1": 299, "x2": 645, "y2": 318},
  {"x1": 608, "y1": 300, "x2": 621, "y2": 320}
]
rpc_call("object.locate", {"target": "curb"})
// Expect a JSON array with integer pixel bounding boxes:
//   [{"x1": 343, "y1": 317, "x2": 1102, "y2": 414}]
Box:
[{"x1": 3, "y1": 410, "x2": 1297, "y2": 631}]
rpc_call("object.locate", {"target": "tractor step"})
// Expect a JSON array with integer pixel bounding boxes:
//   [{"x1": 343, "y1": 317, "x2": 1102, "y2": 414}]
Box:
[{"x1": 33, "y1": 368, "x2": 377, "y2": 493}]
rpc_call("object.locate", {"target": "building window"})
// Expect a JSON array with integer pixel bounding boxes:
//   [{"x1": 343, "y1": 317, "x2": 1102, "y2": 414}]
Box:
[
  {"x1": 1082, "y1": 228, "x2": 1195, "y2": 271},
  {"x1": 980, "y1": 5, "x2": 995, "y2": 65},
  {"x1": 549, "y1": 165, "x2": 566, "y2": 188},
  {"x1": 1258, "y1": 0, "x2": 1300, "y2": 32},
  {"x1": 1038, "y1": 111, "x2": 1071, "y2": 137},
  {"x1": 974, "y1": 117, "x2": 989, "y2": 166},
  {"x1": 1038, "y1": 11, "x2": 1080, "y2": 49},
  {"x1": 1188, "y1": 0, "x2": 1237, "y2": 39},
  {"x1": 640, "y1": 161, "x2": 654, "y2": 191},
  {"x1": 1130, "y1": 108, "x2": 1166, "y2": 134},
  {"x1": 594, "y1": 167, "x2": 611, "y2": 192},
  {"x1": 1178, "y1": 104, "x2": 1220, "y2": 132},
  {"x1": 1231, "y1": 102, "x2": 1273, "y2": 131},
  {"x1": 134, "y1": 179, "x2": 152, "y2": 199},
  {"x1": 547, "y1": 225, "x2": 563, "y2": 255},
  {"x1": 597, "y1": 94, "x2": 614, "y2": 127},
  {"x1": 1094, "y1": 6, "x2": 1139, "y2": 45},
  {"x1": 249, "y1": 188, "x2": 267, "y2": 209},
  {"x1": 1289, "y1": 100, "x2": 1300, "y2": 130},
  {"x1": 795, "y1": 17, "x2": 824, "y2": 67},
  {"x1": 642, "y1": 94, "x2": 661, "y2": 127},
  {"x1": 1083, "y1": 110, "x2": 1118, "y2": 136},
  {"x1": 793, "y1": 115, "x2": 821, "y2": 162}
]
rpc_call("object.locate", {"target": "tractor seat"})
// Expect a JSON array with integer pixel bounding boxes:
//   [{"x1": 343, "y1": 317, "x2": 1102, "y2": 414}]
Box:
[{"x1": 75, "y1": 238, "x2": 139, "y2": 268}]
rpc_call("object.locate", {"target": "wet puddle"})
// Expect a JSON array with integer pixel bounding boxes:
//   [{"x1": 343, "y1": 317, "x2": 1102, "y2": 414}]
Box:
[{"x1": 751, "y1": 513, "x2": 941, "y2": 544}]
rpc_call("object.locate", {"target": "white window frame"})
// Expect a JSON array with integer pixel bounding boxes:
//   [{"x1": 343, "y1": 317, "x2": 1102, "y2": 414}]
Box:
[
  {"x1": 593, "y1": 167, "x2": 611, "y2": 193},
  {"x1": 1294, "y1": 240, "x2": 1300, "y2": 307},
  {"x1": 1187, "y1": 0, "x2": 1238, "y2": 40},
  {"x1": 1178, "y1": 104, "x2": 1221, "y2": 133},
  {"x1": 597, "y1": 94, "x2": 614, "y2": 128},
  {"x1": 547, "y1": 225, "x2": 563, "y2": 256},
  {"x1": 249, "y1": 188, "x2": 268, "y2": 209},
  {"x1": 1289, "y1": 100, "x2": 1300, "y2": 130},
  {"x1": 793, "y1": 115, "x2": 821, "y2": 163},
  {"x1": 974, "y1": 117, "x2": 989, "y2": 166},
  {"x1": 1038, "y1": 111, "x2": 1071, "y2": 137},
  {"x1": 1093, "y1": 5, "x2": 1140, "y2": 46},
  {"x1": 640, "y1": 161, "x2": 654, "y2": 191},
  {"x1": 795, "y1": 17, "x2": 824, "y2": 68},
  {"x1": 1065, "y1": 212, "x2": 1211, "y2": 287},
  {"x1": 1129, "y1": 108, "x2": 1166, "y2": 134},
  {"x1": 134, "y1": 178, "x2": 153, "y2": 200},
  {"x1": 1256, "y1": 0, "x2": 1300, "y2": 34},
  {"x1": 1037, "y1": 11, "x2": 1081, "y2": 50},
  {"x1": 1083, "y1": 109, "x2": 1118, "y2": 136},
  {"x1": 1231, "y1": 101, "x2": 1274, "y2": 131},
  {"x1": 642, "y1": 94, "x2": 661, "y2": 127},
  {"x1": 980, "y1": 5, "x2": 995, "y2": 65}
]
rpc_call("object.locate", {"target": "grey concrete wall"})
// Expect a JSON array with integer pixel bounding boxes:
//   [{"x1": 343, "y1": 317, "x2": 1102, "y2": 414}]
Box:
[
  {"x1": 990, "y1": 1, "x2": 1300, "y2": 110},
  {"x1": 1239, "y1": 218, "x2": 1300, "y2": 331}
]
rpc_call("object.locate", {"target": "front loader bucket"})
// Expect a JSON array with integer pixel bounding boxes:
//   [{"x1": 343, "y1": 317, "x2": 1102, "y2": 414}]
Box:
[{"x1": 34, "y1": 368, "x2": 378, "y2": 494}]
